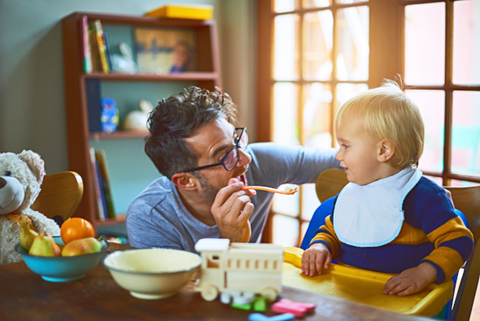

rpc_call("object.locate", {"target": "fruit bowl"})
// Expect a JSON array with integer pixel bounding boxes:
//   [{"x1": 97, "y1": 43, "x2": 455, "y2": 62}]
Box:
[
  {"x1": 15, "y1": 236, "x2": 109, "y2": 282},
  {"x1": 102, "y1": 248, "x2": 201, "y2": 300}
]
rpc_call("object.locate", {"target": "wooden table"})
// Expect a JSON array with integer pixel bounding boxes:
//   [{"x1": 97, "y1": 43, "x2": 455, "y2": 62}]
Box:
[{"x1": 0, "y1": 243, "x2": 430, "y2": 321}]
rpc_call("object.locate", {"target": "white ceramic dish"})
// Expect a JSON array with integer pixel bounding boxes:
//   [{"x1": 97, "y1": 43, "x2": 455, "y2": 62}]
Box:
[{"x1": 102, "y1": 248, "x2": 201, "y2": 300}]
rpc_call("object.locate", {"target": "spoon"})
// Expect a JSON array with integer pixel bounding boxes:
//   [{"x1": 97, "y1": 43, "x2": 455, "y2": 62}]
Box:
[{"x1": 241, "y1": 184, "x2": 299, "y2": 195}]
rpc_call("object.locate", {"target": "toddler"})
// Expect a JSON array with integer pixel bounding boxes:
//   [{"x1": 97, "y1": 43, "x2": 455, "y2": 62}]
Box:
[{"x1": 302, "y1": 80, "x2": 474, "y2": 296}]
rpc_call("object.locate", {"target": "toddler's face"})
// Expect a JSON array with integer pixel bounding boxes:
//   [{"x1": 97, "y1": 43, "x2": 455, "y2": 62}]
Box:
[{"x1": 335, "y1": 120, "x2": 383, "y2": 185}]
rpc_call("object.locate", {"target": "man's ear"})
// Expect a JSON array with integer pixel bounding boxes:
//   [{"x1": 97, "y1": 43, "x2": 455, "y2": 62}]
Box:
[
  {"x1": 171, "y1": 173, "x2": 197, "y2": 191},
  {"x1": 377, "y1": 140, "x2": 395, "y2": 163}
]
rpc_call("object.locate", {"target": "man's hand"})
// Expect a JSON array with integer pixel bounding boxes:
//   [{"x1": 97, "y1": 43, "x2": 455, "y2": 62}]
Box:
[
  {"x1": 211, "y1": 181, "x2": 256, "y2": 243},
  {"x1": 301, "y1": 243, "x2": 332, "y2": 276},
  {"x1": 383, "y1": 262, "x2": 437, "y2": 296}
]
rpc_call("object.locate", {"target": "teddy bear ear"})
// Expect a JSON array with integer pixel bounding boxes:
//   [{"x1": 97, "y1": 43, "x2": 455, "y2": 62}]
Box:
[{"x1": 18, "y1": 150, "x2": 46, "y2": 184}]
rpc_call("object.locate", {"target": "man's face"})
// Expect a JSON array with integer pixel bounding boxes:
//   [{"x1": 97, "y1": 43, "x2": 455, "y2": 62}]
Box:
[{"x1": 185, "y1": 118, "x2": 252, "y2": 203}]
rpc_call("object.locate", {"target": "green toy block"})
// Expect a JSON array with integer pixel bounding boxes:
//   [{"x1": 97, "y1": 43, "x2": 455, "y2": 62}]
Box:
[
  {"x1": 232, "y1": 302, "x2": 253, "y2": 311},
  {"x1": 253, "y1": 296, "x2": 267, "y2": 312}
]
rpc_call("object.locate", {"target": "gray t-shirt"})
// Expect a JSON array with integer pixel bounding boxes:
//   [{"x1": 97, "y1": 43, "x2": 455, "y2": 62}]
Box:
[{"x1": 126, "y1": 143, "x2": 340, "y2": 252}]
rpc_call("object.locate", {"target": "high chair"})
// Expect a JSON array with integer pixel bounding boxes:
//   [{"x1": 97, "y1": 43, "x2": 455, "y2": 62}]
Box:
[
  {"x1": 304, "y1": 168, "x2": 480, "y2": 321},
  {"x1": 31, "y1": 171, "x2": 84, "y2": 224},
  {"x1": 444, "y1": 185, "x2": 480, "y2": 321}
]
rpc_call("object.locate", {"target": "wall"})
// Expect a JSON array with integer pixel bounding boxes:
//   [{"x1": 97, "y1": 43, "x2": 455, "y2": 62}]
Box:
[{"x1": 0, "y1": 0, "x2": 257, "y2": 174}]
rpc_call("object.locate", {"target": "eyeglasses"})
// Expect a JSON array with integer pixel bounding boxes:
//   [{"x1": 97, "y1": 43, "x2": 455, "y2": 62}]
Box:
[{"x1": 182, "y1": 127, "x2": 248, "y2": 173}]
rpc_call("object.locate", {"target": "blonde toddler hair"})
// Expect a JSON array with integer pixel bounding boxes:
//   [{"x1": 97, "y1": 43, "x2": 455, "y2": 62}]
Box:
[{"x1": 335, "y1": 79, "x2": 424, "y2": 168}]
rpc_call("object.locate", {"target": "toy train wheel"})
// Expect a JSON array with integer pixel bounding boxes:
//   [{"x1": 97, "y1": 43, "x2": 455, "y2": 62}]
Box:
[
  {"x1": 201, "y1": 284, "x2": 219, "y2": 301},
  {"x1": 260, "y1": 287, "x2": 277, "y2": 302}
]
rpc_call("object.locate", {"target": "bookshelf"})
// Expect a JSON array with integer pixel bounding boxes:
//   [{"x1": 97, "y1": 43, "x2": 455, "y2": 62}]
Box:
[{"x1": 62, "y1": 12, "x2": 221, "y2": 228}]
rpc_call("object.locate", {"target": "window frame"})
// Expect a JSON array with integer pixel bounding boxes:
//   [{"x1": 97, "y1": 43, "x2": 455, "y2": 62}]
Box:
[{"x1": 257, "y1": 0, "x2": 480, "y2": 245}]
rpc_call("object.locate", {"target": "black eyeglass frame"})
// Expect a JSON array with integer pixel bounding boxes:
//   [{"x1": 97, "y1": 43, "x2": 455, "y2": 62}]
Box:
[{"x1": 181, "y1": 127, "x2": 248, "y2": 173}]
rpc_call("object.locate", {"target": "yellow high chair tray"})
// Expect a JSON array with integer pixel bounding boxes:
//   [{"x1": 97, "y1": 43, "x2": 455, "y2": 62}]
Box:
[{"x1": 283, "y1": 247, "x2": 453, "y2": 317}]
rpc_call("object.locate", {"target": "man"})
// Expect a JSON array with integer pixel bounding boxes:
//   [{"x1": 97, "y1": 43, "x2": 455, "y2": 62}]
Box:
[{"x1": 126, "y1": 87, "x2": 340, "y2": 252}]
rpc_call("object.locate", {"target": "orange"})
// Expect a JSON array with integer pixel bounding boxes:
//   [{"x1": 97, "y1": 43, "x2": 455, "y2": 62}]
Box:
[{"x1": 60, "y1": 218, "x2": 95, "y2": 244}]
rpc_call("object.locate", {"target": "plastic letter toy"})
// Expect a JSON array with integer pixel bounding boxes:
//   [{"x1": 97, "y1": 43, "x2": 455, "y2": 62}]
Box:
[
  {"x1": 271, "y1": 298, "x2": 316, "y2": 318},
  {"x1": 249, "y1": 313, "x2": 295, "y2": 321}
]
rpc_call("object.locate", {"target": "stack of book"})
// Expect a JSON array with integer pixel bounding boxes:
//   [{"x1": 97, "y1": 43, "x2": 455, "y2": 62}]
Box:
[
  {"x1": 82, "y1": 16, "x2": 113, "y2": 73},
  {"x1": 89, "y1": 147, "x2": 116, "y2": 220}
]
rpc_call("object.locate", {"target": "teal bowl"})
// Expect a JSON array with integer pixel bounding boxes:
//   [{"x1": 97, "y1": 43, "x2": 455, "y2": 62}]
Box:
[{"x1": 15, "y1": 236, "x2": 109, "y2": 282}]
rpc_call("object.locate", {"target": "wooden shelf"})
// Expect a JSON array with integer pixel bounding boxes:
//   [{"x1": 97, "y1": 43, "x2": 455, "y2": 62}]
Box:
[
  {"x1": 83, "y1": 72, "x2": 220, "y2": 82},
  {"x1": 62, "y1": 11, "x2": 221, "y2": 228}
]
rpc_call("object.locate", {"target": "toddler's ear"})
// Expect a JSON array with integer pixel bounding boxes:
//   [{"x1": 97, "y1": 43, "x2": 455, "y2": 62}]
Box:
[{"x1": 377, "y1": 141, "x2": 395, "y2": 163}]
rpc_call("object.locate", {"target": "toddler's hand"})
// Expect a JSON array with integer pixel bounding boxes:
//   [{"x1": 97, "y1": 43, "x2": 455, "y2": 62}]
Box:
[
  {"x1": 383, "y1": 262, "x2": 437, "y2": 296},
  {"x1": 301, "y1": 243, "x2": 332, "y2": 276}
]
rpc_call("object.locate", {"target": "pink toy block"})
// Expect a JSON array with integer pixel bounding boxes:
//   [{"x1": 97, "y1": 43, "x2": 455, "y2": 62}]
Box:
[{"x1": 271, "y1": 298, "x2": 316, "y2": 318}]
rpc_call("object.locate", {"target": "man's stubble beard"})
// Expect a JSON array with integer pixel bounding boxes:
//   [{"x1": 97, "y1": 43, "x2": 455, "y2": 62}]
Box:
[{"x1": 197, "y1": 173, "x2": 220, "y2": 206}]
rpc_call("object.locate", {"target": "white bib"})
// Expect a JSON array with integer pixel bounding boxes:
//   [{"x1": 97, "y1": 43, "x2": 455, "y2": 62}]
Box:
[{"x1": 333, "y1": 166, "x2": 422, "y2": 247}]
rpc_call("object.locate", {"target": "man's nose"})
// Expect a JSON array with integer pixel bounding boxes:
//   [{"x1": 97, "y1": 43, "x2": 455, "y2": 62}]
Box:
[{"x1": 237, "y1": 148, "x2": 252, "y2": 167}]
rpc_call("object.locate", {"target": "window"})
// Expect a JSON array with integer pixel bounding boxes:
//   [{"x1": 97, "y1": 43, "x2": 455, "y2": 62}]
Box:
[
  {"x1": 403, "y1": 0, "x2": 480, "y2": 186},
  {"x1": 258, "y1": 0, "x2": 480, "y2": 247}
]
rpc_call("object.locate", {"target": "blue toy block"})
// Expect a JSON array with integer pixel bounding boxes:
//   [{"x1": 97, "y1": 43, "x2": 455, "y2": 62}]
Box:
[{"x1": 249, "y1": 313, "x2": 295, "y2": 321}]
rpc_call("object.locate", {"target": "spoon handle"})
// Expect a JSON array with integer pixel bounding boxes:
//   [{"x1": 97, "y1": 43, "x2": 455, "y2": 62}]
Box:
[{"x1": 241, "y1": 186, "x2": 297, "y2": 195}]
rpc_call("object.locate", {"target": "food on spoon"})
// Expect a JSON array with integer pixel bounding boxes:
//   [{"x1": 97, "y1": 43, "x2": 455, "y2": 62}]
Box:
[{"x1": 279, "y1": 184, "x2": 299, "y2": 194}]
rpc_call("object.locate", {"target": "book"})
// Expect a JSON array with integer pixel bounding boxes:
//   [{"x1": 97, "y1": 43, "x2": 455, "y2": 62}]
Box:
[
  {"x1": 93, "y1": 20, "x2": 110, "y2": 73},
  {"x1": 81, "y1": 15, "x2": 93, "y2": 73},
  {"x1": 89, "y1": 24, "x2": 100, "y2": 72},
  {"x1": 89, "y1": 147, "x2": 106, "y2": 221},
  {"x1": 85, "y1": 78, "x2": 102, "y2": 132},
  {"x1": 95, "y1": 149, "x2": 116, "y2": 219},
  {"x1": 103, "y1": 31, "x2": 114, "y2": 72}
]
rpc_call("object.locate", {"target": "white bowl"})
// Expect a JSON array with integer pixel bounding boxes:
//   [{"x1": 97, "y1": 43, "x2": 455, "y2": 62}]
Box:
[{"x1": 102, "y1": 248, "x2": 201, "y2": 300}]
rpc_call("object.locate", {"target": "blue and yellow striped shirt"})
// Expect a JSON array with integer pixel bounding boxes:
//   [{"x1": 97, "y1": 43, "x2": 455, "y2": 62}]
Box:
[{"x1": 310, "y1": 176, "x2": 474, "y2": 284}]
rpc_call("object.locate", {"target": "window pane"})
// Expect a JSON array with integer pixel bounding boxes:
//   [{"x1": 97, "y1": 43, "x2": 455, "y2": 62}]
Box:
[
  {"x1": 337, "y1": 6, "x2": 369, "y2": 81},
  {"x1": 406, "y1": 90, "x2": 445, "y2": 173},
  {"x1": 453, "y1": 0, "x2": 480, "y2": 84},
  {"x1": 404, "y1": 3, "x2": 445, "y2": 85},
  {"x1": 272, "y1": 215, "x2": 299, "y2": 247},
  {"x1": 336, "y1": 0, "x2": 368, "y2": 3},
  {"x1": 452, "y1": 91, "x2": 480, "y2": 176},
  {"x1": 304, "y1": 11, "x2": 333, "y2": 80},
  {"x1": 273, "y1": 83, "x2": 300, "y2": 145},
  {"x1": 273, "y1": 192, "x2": 300, "y2": 217},
  {"x1": 450, "y1": 179, "x2": 480, "y2": 187},
  {"x1": 274, "y1": 0, "x2": 299, "y2": 12},
  {"x1": 301, "y1": 183, "x2": 320, "y2": 220},
  {"x1": 274, "y1": 15, "x2": 300, "y2": 80},
  {"x1": 303, "y1": 0, "x2": 333, "y2": 9},
  {"x1": 303, "y1": 83, "x2": 332, "y2": 148}
]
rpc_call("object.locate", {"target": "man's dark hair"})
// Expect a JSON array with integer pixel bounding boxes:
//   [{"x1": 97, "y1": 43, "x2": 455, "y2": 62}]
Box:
[{"x1": 145, "y1": 86, "x2": 237, "y2": 179}]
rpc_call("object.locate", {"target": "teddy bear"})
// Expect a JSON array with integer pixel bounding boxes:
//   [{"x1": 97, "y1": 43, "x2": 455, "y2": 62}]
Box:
[{"x1": 0, "y1": 150, "x2": 60, "y2": 264}]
